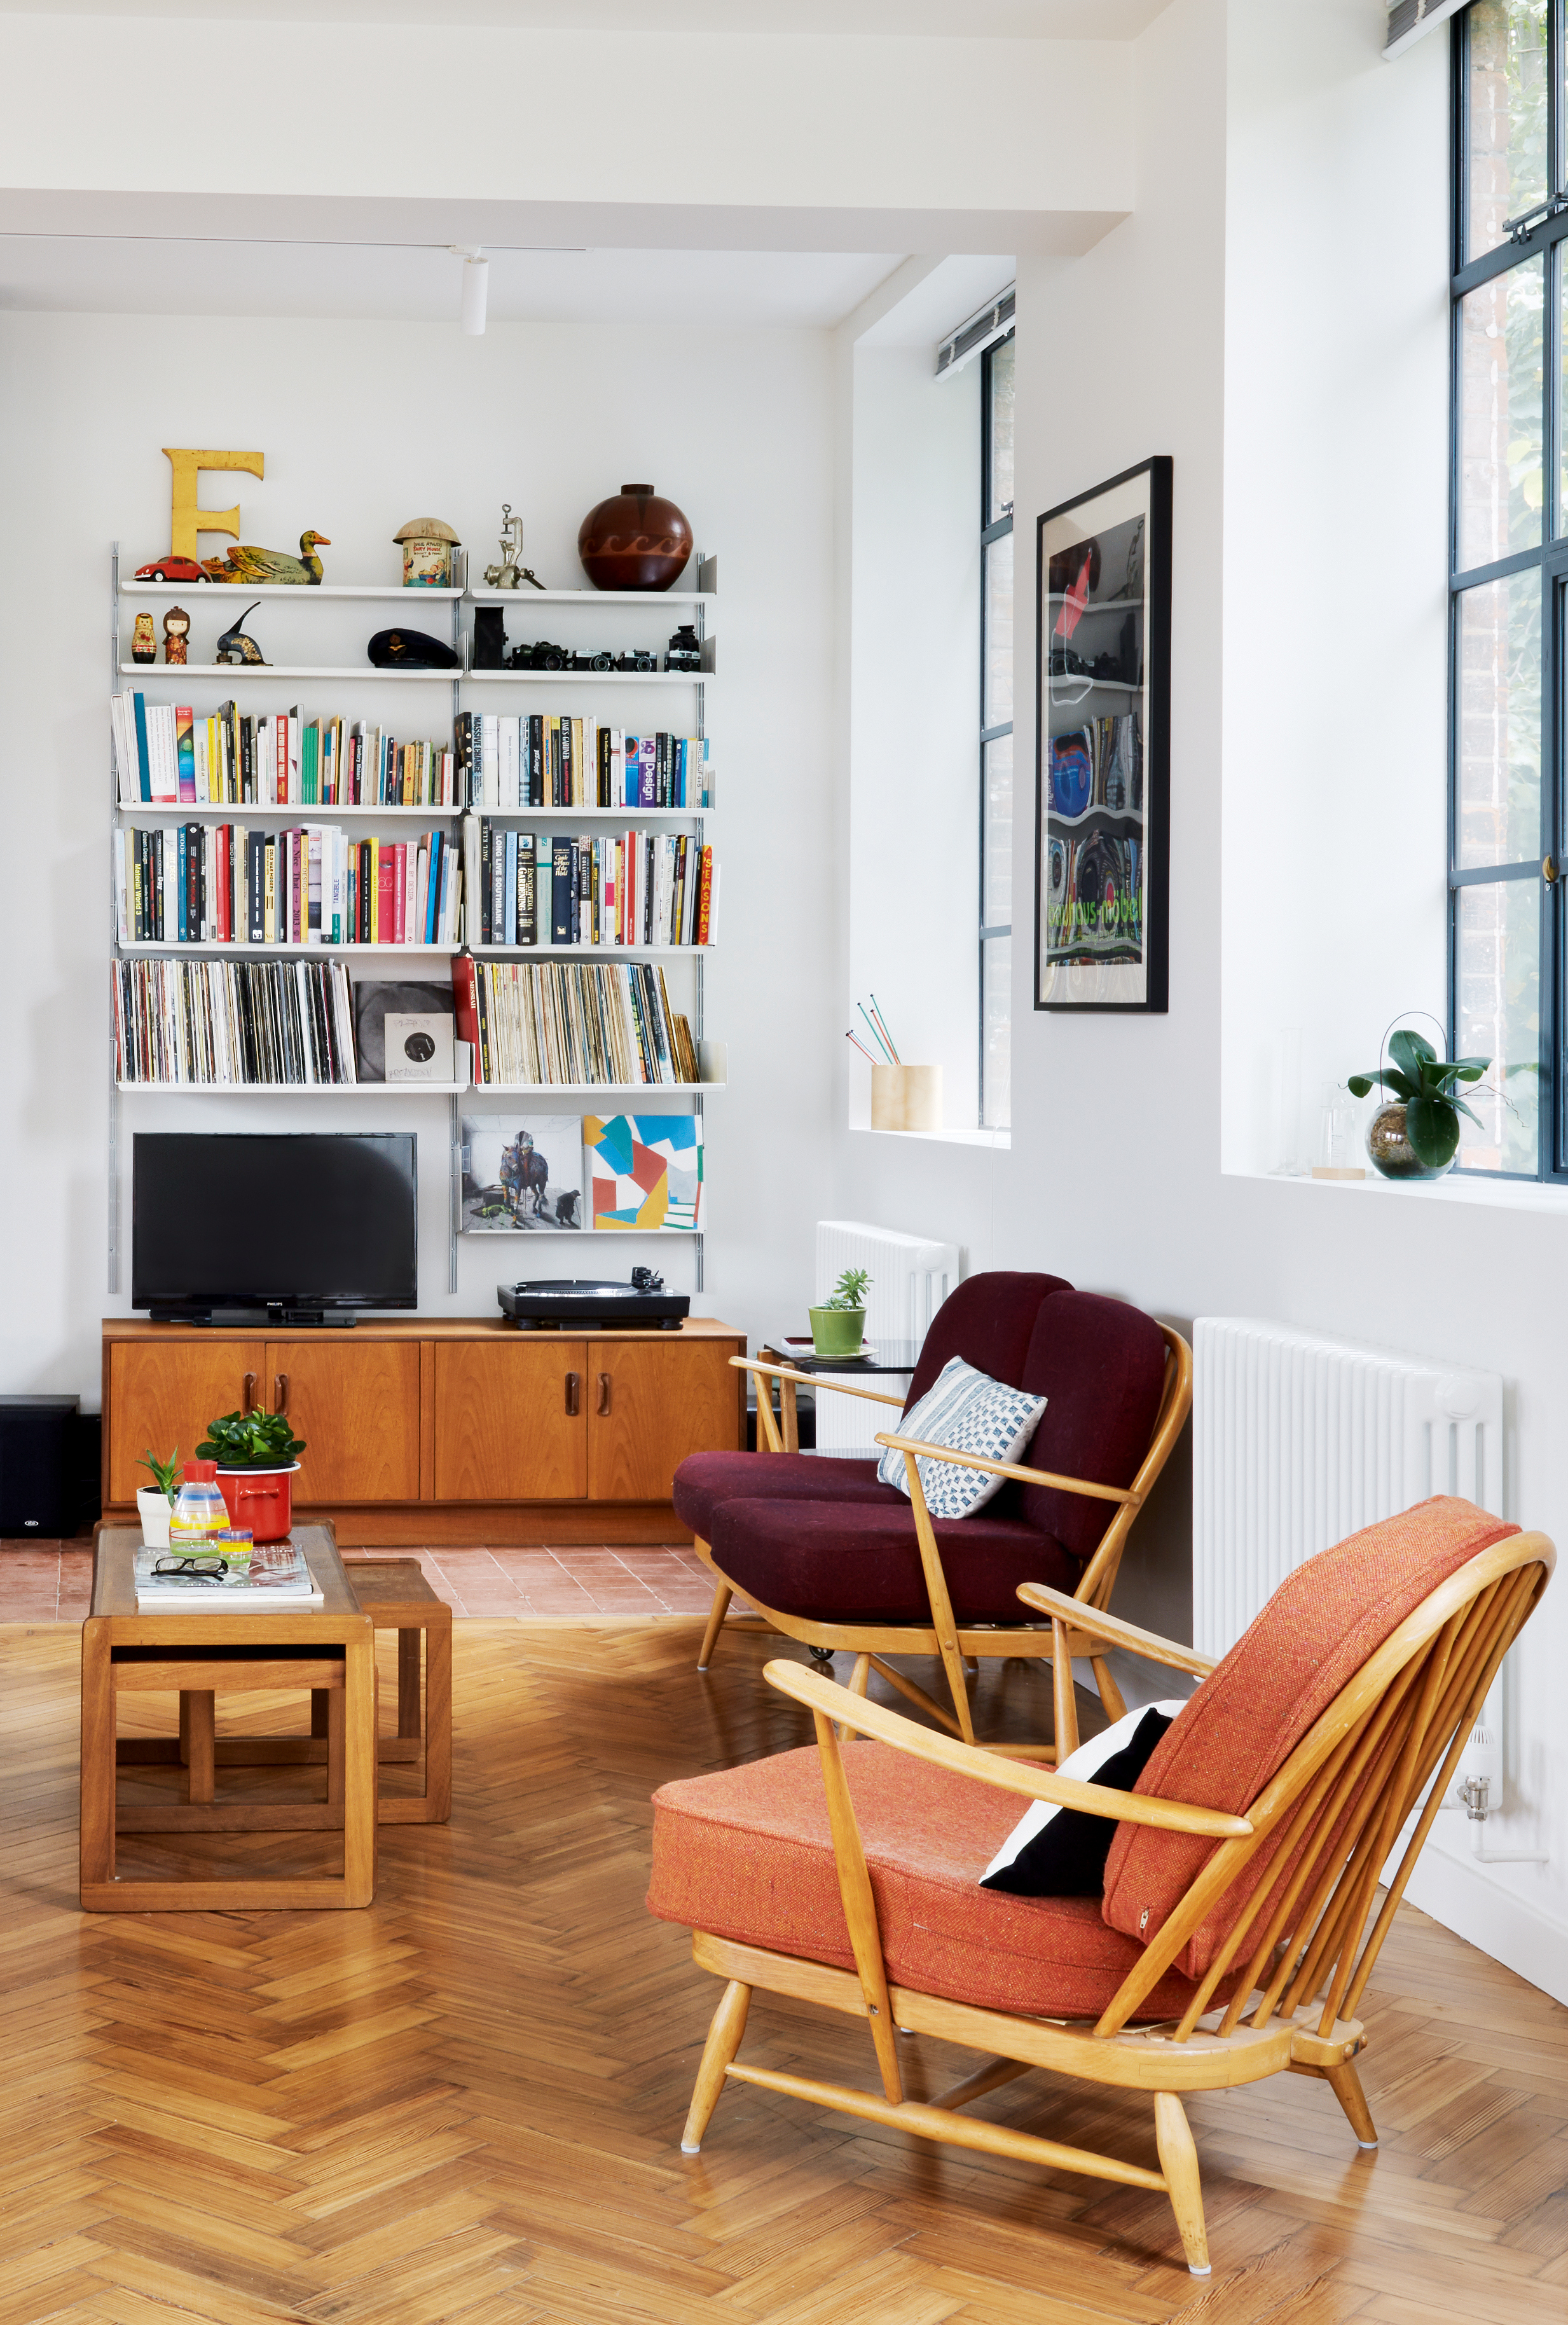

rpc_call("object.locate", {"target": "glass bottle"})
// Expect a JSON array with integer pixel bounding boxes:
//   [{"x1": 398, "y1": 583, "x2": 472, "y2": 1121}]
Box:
[{"x1": 169, "y1": 1458, "x2": 229, "y2": 1551}]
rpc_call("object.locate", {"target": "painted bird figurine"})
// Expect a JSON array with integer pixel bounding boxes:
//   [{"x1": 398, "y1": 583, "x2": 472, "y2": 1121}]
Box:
[{"x1": 202, "y1": 529, "x2": 331, "y2": 586}]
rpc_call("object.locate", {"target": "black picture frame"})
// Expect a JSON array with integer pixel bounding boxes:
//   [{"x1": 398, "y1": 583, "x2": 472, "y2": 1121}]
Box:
[{"x1": 1034, "y1": 455, "x2": 1171, "y2": 1013}]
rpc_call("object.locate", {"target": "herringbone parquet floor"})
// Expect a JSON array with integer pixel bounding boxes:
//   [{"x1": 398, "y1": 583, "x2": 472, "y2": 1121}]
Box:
[{"x1": 0, "y1": 1616, "x2": 1564, "y2": 2325}]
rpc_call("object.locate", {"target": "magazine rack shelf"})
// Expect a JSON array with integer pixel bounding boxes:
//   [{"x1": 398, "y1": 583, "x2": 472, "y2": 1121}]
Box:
[{"x1": 107, "y1": 544, "x2": 715, "y2": 1298}]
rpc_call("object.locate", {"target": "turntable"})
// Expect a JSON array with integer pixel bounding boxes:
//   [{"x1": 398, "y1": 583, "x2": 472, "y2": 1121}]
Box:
[{"x1": 496, "y1": 1270, "x2": 690, "y2": 1331}]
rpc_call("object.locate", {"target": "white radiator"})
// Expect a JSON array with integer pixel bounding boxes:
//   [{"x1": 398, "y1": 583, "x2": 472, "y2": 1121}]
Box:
[
  {"x1": 1193, "y1": 1317, "x2": 1503, "y2": 1659},
  {"x1": 811, "y1": 1219, "x2": 959, "y2": 1452}
]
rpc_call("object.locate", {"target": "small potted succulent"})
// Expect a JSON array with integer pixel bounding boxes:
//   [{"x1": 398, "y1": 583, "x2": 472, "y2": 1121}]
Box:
[
  {"x1": 809, "y1": 1267, "x2": 872, "y2": 1360},
  {"x1": 137, "y1": 1447, "x2": 179, "y2": 1549},
  {"x1": 196, "y1": 1409, "x2": 306, "y2": 1543},
  {"x1": 1348, "y1": 1030, "x2": 1491, "y2": 1180}
]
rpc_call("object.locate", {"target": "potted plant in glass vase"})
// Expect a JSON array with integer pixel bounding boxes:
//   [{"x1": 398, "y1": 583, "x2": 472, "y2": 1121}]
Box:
[
  {"x1": 809, "y1": 1267, "x2": 872, "y2": 1360},
  {"x1": 1349, "y1": 1030, "x2": 1490, "y2": 1181},
  {"x1": 195, "y1": 1409, "x2": 306, "y2": 1543},
  {"x1": 137, "y1": 1447, "x2": 179, "y2": 1549}
]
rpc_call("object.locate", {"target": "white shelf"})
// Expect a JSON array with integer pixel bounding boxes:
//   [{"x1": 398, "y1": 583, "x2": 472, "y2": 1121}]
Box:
[
  {"x1": 116, "y1": 801, "x2": 462, "y2": 818},
  {"x1": 121, "y1": 584, "x2": 464, "y2": 600},
  {"x1": 120, "y1": 663, "x2": 457, "y2": 681},
  {"x1": 475, "y1": 805, "x2": 713, "y2": 820},
  {"x1": 458, "y1": 670, "x2": 709, "y2": 687},
  {"x1": 117, "y1": 1080, "x2": 470, "y2": 1096},
  {"x1": 470, "y1": 1082, "x2": 724, "y2": 1097},
  {"x1": 119, "y1": 941, "x2": 710, "y2": 956},
  {"x1": 474, "y1": 944, "x2": 713, "y2": 957},
  {"x1": 465, "y1": 589, "x2": 715, "y2": 607}
]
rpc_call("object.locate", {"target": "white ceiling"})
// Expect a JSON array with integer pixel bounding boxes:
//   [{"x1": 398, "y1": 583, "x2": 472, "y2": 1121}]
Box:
[
  {"x1": 0, "y1": 0, "x2": 1169, "y2": 29},
  {"x1": 0, "y1": 237, "x2": 919, "y2": 328}
]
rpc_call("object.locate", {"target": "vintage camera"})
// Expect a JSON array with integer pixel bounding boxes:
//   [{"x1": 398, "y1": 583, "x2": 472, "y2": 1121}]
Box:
[
  {"x1": 509, "y1": 639, "x2": 568, "y2": 671},
  {"x1": 664, "y1": 623, "x2": 701, "y2": 675},
  {"x1": 568, "y1": 650, "x2": 616, "y2": 672},
  {"x1": 613, "y1": 648, "x2": 658, "y2": 673}
]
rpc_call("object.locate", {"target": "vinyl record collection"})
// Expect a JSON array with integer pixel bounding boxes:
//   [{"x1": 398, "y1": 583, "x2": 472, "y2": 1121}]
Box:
[
  {"x1": 114, "y1": 957, "x2": 359, "y2": 1086},
  {"x1": 453, "y1": 958, "x2": 703, "y2": 1088},
  {"x1": 471, "y1": 822, "x2": 716, "y2": 948}
]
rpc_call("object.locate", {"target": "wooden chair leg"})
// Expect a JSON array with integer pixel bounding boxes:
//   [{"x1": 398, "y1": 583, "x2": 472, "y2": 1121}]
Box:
[
  {"x1": 697, "y1": 1583, "x2": 732, "y2": 1671},
  {"x1": 848, "y1": 1653, "x2": 871, "y2": 1697},
  {"x1": 1153, "y1": 2092, "x2": 1210, "y2": 2276},
  {"x1": 1324, "y1": 2059, "x2": 1379, "y2": 2149},
  {"x1": 681, "y1": 1979, "x2": 750, "y2": 2154},
  {"x1": 1090, "y1": 1654, "x2": 1127, "y2": 1724}
]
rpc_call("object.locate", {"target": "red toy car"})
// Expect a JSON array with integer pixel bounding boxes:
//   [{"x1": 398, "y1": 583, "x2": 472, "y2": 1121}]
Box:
[{"x1": 134, "y1": 555, "x2": 210, "y2": 584}]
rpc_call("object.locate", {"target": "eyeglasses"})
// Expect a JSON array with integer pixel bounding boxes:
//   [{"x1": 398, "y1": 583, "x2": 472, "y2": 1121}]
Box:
[{"x1": 153, "y1": 1556, "x2": 230, "y2": 1579}]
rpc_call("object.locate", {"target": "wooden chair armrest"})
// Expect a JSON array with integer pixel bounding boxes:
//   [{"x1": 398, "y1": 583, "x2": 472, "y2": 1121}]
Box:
[
  {"x1": 874, "y1": 1431, "x2": 1136, "y2": 1507},
  {"x1": 1016, "y1": 1583, "x2": 1217, "y2": 1678},
  {"x1": 731, "y1": 1356, "x2": 905, "y2": 1409},
  {"x1": 764, "y1": 1660, "x2": 1249, "y2": 1837}
]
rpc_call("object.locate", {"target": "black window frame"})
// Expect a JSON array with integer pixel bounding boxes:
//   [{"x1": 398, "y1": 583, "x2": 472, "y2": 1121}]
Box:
[
  {"x1": 1450, "y1": 0, "x2": 1562, "y2": 1180},
  {"x1": 980, "y1": 330, "x2": 1014, "y2": 1131}
]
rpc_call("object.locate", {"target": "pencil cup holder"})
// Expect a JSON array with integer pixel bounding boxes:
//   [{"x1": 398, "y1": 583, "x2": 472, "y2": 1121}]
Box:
[{"x1": 870, "y1": 1063, "x2": 943, "y2": 1133}]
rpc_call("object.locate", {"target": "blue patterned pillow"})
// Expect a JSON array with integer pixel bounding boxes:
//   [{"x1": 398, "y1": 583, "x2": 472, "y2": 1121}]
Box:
[{"x1": 877, "y1": 1355, "x2": 1047, "y2": 1519}]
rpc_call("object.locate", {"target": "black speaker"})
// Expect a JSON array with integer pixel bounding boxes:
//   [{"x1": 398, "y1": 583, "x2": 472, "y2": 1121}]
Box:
[{"x1": 0, "y1": 1397, "x2": 79, "y2": 1537}]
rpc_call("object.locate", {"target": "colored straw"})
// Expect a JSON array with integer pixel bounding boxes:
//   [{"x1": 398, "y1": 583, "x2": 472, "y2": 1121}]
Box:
[
  {"x1": 846, "y1": 1031, "x2": 879, "y2": 1065},
  {"x1": 857, "y1": 1002, "x2": 895, "y2": 1063},
  {"x1": 869, "y1": 993, "x2": 902, "y2": 1063}
]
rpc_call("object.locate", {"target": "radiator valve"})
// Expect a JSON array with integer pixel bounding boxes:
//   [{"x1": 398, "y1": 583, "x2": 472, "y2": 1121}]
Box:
[{"x1": 1461, "y1": 1774, "x2": 1491, "y2": 1821}]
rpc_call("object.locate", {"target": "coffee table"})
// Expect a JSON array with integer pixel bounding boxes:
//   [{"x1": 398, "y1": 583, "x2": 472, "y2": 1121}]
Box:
[{"x1": 81, "y1": 1525, "x2": 378, "y2": 1912}]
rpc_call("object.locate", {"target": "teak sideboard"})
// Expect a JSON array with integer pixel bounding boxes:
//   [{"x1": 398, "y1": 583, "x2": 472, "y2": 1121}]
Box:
[{"x1": 100, "y1": 1316, "x2": 746, "y2": 1545}]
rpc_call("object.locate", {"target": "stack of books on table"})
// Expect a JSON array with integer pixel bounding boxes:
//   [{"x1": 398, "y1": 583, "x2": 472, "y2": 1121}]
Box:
[{"x1": 134, "y1": 1540, "x2": 322, "y2": 1608}]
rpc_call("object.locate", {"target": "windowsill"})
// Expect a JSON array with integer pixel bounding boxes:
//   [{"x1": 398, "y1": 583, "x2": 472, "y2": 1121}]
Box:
[
  {"x1": 855, "y1": 1125, "x2": 1012, "y2": 1150},
  {"x1": 1228, "y1": 1165, "x2": 1568, "y2": 1214}
]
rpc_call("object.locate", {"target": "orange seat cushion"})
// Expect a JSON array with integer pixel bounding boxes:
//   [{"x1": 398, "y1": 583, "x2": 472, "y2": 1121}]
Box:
[
  {"x1": 648, "y1": 1741, "x2": 1225, "y2": 2022},
  {"x1": 1102, "y1": 1496, "x2": 1520, "y2": 1979}
]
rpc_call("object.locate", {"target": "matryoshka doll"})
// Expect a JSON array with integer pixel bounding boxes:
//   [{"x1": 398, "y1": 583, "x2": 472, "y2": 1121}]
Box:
[{"x1": 132, "y1": 612, "x2": 156, "y2": 665}]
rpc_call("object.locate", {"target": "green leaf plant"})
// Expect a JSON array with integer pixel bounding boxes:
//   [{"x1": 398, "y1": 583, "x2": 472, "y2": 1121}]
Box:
[
  {"x1": 195, "y1": 1410, "x2": 306, "y2": 1469},
  {"x1": 1347, "y1": 1030, "x2": 1491, "y2": 1171},
  {"x1": 820, "y1": 1267, "x2": 872, "y2": 1313},
  {"x1": 139, "y1": 1447, "x2": 181, "y2": 1500}
]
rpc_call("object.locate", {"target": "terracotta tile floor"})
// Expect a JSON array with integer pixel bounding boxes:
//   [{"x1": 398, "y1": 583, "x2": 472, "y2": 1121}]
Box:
[{"x1": 0, "y1": 1541, "x2": 753, "y2": 1622}]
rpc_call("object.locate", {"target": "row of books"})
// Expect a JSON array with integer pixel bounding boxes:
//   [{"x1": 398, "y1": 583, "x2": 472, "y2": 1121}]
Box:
[
  {"x1": 453, "y1": 958, "x2": 701, "y2": 1088},
  {"x1": 114, "y1": 957, "x2": 359, "y2": 1085},
  {"x1": 457, "y1": 715, "x2": 711, "y2": 810},
  {"x1": 115, "y1": 825, "x2": 465, "y2": 948},
  {"x1": 111, "y1": 694, "x2": 460, "y2": 808},
  {"x1": 470, "y1": 824, "x2": 717, "y2": 949}
]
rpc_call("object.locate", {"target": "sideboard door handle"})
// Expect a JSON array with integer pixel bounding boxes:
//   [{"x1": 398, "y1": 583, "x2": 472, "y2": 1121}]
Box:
[
  {"x1": 273, "y1": 1372, "x2": 289, "y2": 1416},
  {"x1": 597, "y1": 1371, "x2": 612, "y2": 1416},
  {"x1": 565, "y1": 1371, "x2": 581, "y2": 1416},
  {"x1": 242, "y1": 1371, "x2": 256, "y2": 1416}
]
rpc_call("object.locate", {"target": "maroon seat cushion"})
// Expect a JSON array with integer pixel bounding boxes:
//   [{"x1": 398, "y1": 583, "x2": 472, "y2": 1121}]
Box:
[
  {"x1": 1014, "y1": 1292, "x2": 1171, "y2": 1557},
  {"x1": 904, "y1": 1271, "x2": 1073, "y2": 1405},
  {"x1": 673, "y1": 1452, "x2": 894, "y2": 1542},
  {"x1": 707, "y1": 1494, "x2": 1078, "y2": 1625},
  {"x1": 647, "y1": 1741, "x2": 1225, "y2": 2022}
]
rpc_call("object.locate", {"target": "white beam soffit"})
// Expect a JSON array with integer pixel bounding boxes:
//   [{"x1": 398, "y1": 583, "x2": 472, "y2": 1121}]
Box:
[{"x1": 1384, "y1": 0, "x2": 1469, "y2": 59}]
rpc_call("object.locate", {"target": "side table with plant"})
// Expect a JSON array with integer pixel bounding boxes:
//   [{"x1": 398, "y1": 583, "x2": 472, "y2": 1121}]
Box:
[
  {"x1": 809, "y1": 1267, "x2": 873, "y2": 1360},
  {"x1": 196, "y1": 1409, "x2": 307, "y2": 1543}
]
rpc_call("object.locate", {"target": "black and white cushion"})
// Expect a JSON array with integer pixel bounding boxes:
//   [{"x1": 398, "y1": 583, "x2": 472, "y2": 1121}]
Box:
[
  {"x1": 980, "y1": 1702, "x2": 1186, "y2": 1897},
  {"x1": 876, "y1": 1355, "x2": 1047, "y2": 1520}
]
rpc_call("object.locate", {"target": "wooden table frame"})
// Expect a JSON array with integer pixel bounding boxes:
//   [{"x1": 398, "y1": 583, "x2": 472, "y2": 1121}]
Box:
[{"x1": 81, "y1": 1528, "x2": 378, "y2": 1912}]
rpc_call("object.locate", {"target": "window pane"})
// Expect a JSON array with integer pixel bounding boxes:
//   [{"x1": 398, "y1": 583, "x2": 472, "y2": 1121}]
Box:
[
  {"x1": 982, "y1": 733, "x2": 1012, "y2": 928},
  {"x1": 987, "y1": 335, "x2": 1015, "y2": 524},
  {"x1": 1455, "y1": 878, "x2": 1541, "y2": 1173},
  {"x1": 1458, "y1": 254, "x2": 1544, "y2": 572},
  {"x1": 1465, "y1": 0, "x2": 1550, "y2": 263},
  {"x1": 984, "y1": 529, "x2": 1014, "y2": 727},
  {"x1": 981, "y1": 934, "x2": 1011, "y2": 1130},
  {"x1": 1457, "y1": 567, "x2": 1541, "y2": 867}
]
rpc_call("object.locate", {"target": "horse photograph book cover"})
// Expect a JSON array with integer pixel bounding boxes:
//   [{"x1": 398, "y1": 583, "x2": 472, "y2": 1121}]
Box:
[{"x1": 460, "y1": 1114, "x2": 584, "y2": 1232}]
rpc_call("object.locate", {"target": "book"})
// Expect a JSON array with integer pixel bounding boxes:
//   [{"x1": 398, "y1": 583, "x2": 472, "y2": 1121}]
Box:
[
  {"x1": 471, "y1": 825, "x2": 715, "y2": 949},
  {"x1": 134, "y1": 1539, "x2": 322, "y2": 1608}
]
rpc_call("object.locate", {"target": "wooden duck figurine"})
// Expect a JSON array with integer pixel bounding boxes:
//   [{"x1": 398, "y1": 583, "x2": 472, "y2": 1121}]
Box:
[{"x1": 202, "y1": 530, "x2": 331, "y2": 586}]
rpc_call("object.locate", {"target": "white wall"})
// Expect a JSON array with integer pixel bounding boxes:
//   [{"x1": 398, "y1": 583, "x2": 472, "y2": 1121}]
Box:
[
  {"x1": 848, "y1": 345, "x2": 981, "y2": 1129},
  {"x1": 0, "y1": 308, "x2": 840, "y2": 1390},
  {"x1": 830, "y1": 0, "x2": 1568, "y2": 2003}
]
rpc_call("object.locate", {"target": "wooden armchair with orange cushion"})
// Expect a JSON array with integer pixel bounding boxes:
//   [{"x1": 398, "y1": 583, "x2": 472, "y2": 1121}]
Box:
[
  {"x1": 672, "y1": 1272, "x2": 1192, "y2": 1751},
  {"x1": 646, "y1": 1498, "x2": 1551, "y2": 2277}
]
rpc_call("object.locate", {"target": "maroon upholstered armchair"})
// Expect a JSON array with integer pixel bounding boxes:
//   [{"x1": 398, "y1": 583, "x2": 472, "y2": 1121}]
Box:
[{"x1": 673, "y1": 1272, "x2": 1193, "y2": 1753}]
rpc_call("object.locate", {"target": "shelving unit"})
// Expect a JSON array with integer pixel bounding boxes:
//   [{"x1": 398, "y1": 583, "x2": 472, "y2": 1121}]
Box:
[{"x1": 107, "y1": 544, "x2": 717, "y2": 1295}]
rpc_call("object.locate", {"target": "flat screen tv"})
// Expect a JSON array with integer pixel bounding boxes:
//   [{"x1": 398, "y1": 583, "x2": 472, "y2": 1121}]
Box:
[{"x1": 132, "y1": 1133, "x2": 418, "y2": 1322}]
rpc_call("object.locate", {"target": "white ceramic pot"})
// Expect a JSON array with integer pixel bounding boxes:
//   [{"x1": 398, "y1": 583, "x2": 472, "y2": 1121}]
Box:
[{"x1": 137, "y1": 1488, "x2": 172, "y2": 1549}]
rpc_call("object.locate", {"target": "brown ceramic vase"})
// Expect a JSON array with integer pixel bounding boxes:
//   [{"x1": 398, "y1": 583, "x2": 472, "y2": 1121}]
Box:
[{"x1": 577, "y1": 485, "x2": 693, "y2": 592}]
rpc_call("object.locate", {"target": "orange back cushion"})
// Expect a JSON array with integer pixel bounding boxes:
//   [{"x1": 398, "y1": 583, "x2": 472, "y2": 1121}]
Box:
[{"x1": 1101, "y1": 1496, "x2": 1518, "y2": 1979}]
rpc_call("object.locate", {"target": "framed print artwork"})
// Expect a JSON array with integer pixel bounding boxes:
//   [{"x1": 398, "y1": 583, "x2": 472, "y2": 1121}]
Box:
[
  {"x1": 460, "y1": 1114, "x2": 584, "y2": 1232},
  {"x1": 1035, "y1": 456, "x2": 1171, "y2": 1012}
]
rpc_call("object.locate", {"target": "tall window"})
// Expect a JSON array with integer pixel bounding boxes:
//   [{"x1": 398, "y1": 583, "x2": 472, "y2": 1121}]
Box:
[
  {"x1": 1452, "y1": 0, "x2": 1553, "y2": 1175},
  {"x1": 981, "y1": 332, "x2": 1015, "y2": 1131}
]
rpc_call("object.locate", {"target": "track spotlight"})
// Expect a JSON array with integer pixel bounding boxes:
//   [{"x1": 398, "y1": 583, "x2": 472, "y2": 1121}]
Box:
[{"x1": 450, "y1": 245, "x2": 489, "y2": 335}]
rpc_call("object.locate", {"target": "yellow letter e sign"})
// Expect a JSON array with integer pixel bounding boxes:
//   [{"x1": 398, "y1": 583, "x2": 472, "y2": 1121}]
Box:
[{"x1": 163, "y1": 448, "x2": 265, "y2": 562}]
